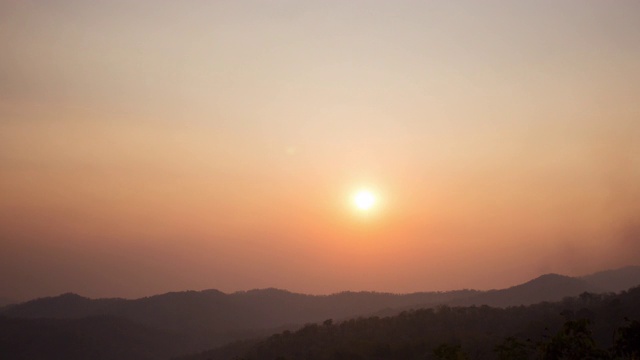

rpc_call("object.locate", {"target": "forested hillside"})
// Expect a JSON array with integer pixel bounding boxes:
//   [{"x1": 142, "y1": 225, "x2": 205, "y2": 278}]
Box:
[
  {"x1": 183, "y1": 287, "x2": 640, "y2": 360},
  {"x1": 0, "y1": 289, "x2": 479, "y2": 351},
  {"x1": 1, "y1": 267, "x2": 639, "y2": 360}
]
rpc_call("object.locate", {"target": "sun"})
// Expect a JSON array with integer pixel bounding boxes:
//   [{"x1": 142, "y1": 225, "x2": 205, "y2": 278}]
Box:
[{"x1": 354, "y1": 190, "x2": 376, "y2": 211}]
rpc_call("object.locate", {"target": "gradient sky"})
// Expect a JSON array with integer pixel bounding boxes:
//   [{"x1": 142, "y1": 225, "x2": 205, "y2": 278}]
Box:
[{"x1": 1, "y1": 0, "x2": 639, "y2": 300}]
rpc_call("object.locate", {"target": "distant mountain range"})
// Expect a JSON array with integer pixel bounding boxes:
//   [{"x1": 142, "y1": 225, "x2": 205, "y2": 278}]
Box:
[
  {"x1": 1, "y1": 265, "x2": 639, "y2": 360},
  {"x1": 580, "y1": 265, "x2": 640, "y2": 292},
  {"x1": 0, "y1": 289, "x2": 479, "y2": 352},
  {"x1": 446, "y1": 273, "x2": 601, "y2": 308},
  {"x1": 182, "y1": 284, "x2": 640, "y2": 360}
]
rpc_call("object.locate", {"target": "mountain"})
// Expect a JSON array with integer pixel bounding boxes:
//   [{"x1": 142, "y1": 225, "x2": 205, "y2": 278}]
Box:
[
  {"x1": 425, "y1": 266, "x2": 640, "y2": 309},
  {"x1": 0, "y1": 315, "x2": 187, "y2": 360},
  {"x1": 181, "y1": 285, "x2": 640, "y2": 360},
  {"x1": 447, "y1": 273, "x2": 602, "y2": 308},
  {"x1": 0, "y1": 292, "x2": 126, "y2": 318},
  {"x1": 3, "y1": 266, "x2": 639, "y2": 359},
  {"x1": 581, "y1": 265, "x2": 640, "y2": 292},
  {"x1": 0, "y1": 289, "x2": 478, "y2": 352}
]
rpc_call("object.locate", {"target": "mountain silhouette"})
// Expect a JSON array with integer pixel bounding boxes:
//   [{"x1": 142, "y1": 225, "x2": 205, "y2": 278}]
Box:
[
  {"x1": 445, "y1": 273, "x2": 602, "y2": 308},
  {"x1": 1, "y1": 266, "x2": 638, "y2": 358},
  {"x1": 1, "y1": 289, "x2": 479, "y2": 350},
  {"x1": 180, "y1": 285, "x2": 640, "y2": 360},
  {"x1": 580, "y1": 265, "x2": 640, "y2": 292}
]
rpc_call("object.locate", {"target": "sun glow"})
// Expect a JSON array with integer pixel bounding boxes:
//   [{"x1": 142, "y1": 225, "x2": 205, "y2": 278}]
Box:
[{"x1": 354, "y1": 190, "x2": 376, "y2": 211}]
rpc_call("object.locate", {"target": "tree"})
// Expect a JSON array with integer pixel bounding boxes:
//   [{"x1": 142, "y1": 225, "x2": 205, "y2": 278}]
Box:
[
  {"x1": 614, "y1": 320, "x2": 640, "y2": 360},
  {"x1": 495, "y1": 337, "x2": 531, "y2": 360},
  {"x1": 541, "y1": 319, "x2": 608, "y2": 360},
  {"x1": 433, "y1": 343, "x2": 468, "y2": 360}
]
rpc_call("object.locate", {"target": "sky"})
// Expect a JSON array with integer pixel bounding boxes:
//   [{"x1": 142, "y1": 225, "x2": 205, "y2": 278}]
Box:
[{"x1": 1, "y1": 0, "x2": 639, "y2": 301}]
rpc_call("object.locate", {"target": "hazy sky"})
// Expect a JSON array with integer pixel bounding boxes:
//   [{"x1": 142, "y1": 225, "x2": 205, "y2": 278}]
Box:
[{"x1": 1, "y1": 0, "x2": 639, "y2": 300}]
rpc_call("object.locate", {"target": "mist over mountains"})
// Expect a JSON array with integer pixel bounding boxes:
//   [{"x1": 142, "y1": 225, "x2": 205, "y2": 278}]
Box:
[{"x1": 1, "y1": 266, "x2": 639, "y2": 359}]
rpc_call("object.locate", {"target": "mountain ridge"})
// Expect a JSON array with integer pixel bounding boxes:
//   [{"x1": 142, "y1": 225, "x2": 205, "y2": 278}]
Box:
[
  {"x1": 10, "y1": 265, "x2": 638, "y2": 304},
  {"x1": 180, "y1": 285, "x2": 640, "y2": 360},
  {"x1": 2, "y1": 266, "x2": 639, "y2": 354}
]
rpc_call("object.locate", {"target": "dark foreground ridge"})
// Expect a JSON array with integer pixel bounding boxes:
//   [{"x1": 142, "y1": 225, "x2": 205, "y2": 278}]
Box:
[
  {"x1": 0, "y1": 266, "x2": 639, "y2": 359},
  {"x1": 181, "y1": 286, "x2": 640, "y2": 360}
]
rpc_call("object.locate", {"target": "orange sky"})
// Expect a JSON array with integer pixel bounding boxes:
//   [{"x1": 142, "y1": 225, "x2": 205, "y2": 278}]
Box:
[{"x1": 1, "y1": 1, "x2": 639, "y2": 300}]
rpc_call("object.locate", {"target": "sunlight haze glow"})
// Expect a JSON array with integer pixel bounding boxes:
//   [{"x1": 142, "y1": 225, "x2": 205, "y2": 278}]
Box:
[
  {"x1": 354, "y1": 190, "x2": 376, "y2": 211},
  {"x1": 1, "y1": 0, "x2": 639, "y2": 301}
]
